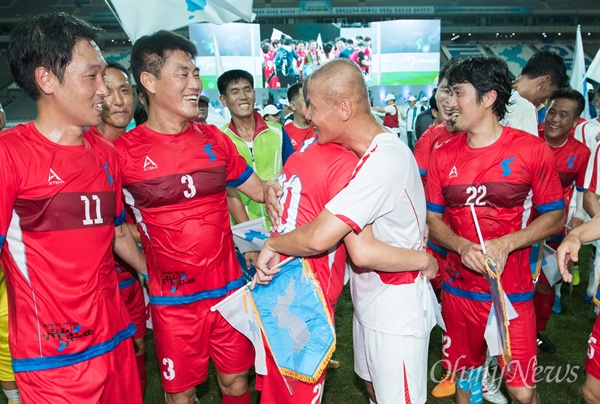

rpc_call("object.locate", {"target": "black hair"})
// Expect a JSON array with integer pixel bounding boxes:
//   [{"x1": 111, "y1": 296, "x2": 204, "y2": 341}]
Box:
[
  {"x1": 217, "y1": 69, "x2": 254, "y2": 95},
  {"x1": 429, "y1": 93, "x2": 438, "y2": 111},
  {"x1": 131, "y1": 30, "x2": 197, "y2": 103},
  {"x1": 549, "y1": 87, "x2": 586, "y2": 117},
  {"x1": 287, "y1": 82, "x2": 303, "y2": 102},
  {"x1": 323, "y1": 42, "x2": 334, "y2": 54},
  {"x1": 7, "y1": 12, "x2": 105, "y2": 101},
  {"x1": 446, "y1": 56, "x2": 512, "y2": 120},
  {"x1": 521, "y1": 51, "x2": 569, "y2": 88},
  {"x1": 106, "y1": 61, "x2": 129, "y2": 78},
  {"x1": 261, "y1": 43, "x2": 271, "y2": 54}
]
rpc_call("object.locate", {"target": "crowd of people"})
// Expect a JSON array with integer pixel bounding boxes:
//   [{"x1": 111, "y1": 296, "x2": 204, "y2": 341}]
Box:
[
  {"x1": 261, "y1": 35, "x2": 372, "y2": 89},
  {"x1": 0, "y1": 10, "x2": 600, "y2": 404}
]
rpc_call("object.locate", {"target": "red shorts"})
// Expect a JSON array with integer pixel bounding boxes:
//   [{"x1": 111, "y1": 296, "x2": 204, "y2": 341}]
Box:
[
  {"x1": 120, "y1": 277, "x2": 146, "y2": 340},
  {"x1": 16, "y1": 339, "x2": 141, "y2": 403},
  {"x1": 442, "y1": 291, "x2": 537, "y2": 387},
  {"x1": 256, "y1": 335, "x2": 327, "y2": 404},
  {"x1": 587, "y1": 314, "x2": 600, "y2": 380},
  {"x1": 152, "y1": 298, "x2": 254, "y2": 393}
]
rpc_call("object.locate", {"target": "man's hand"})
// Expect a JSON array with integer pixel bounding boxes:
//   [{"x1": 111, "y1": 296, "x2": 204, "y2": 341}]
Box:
[
  {"x1": 458, "y1": 241, "x2": 486, "y2": 274},
  {"x1": 265, "y1": 180, "x2": 283, "y2": 228},
  {"x1": 252, "y1": 240, "x2": 281, "y2": 288},
  {"x1": 556, "y1": 234, "x2": 581, "y2": 283},
  {"x1": 244, "y1": 251, "x2": 259, "y2": 269},
  {"x1": 421, "y1": 252, "x2": 438, "y2": 280},
  {"x1": 483, "y1": 237, "x2": 512, "y2": 275}
]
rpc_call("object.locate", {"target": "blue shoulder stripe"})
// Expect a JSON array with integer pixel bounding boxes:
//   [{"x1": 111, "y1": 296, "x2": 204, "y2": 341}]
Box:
[
  {"x1": 114, "y1": 209, "x2": 126, "y2": 226},
  {"x1": 426, "y1": 201, "x2": 445, "y2": 214},
  {"x1": 536, "y1": 199, "x2": 565, "y2": 214},
  {"x1": 12, "y1": 323, "x2": 136, "y2": 372},
  {"x1": 227, "y1": 165, "x2": 254, "y2": 188},
  {"x1": 419, "y1": 168, "x2": 427, "y2": 176},
  {"x1": 0, "y1": 235, "x2": 5, "y2": 248},
  {"x1": 149, "y1": 277, "x2": 245, "y2": 305},
  {"x1": 576, "y1": 186, "x2": 584, "y2": 192}
]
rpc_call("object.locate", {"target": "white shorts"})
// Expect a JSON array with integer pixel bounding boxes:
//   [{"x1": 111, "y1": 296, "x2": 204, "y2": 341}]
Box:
[{"x1": 353, "y1": 315, "x2": 429, "y2": 404}]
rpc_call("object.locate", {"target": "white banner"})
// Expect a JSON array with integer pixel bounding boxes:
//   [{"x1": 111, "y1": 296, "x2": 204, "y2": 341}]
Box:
[{"x1": 106, "y1": 0, "x2": 254, "y2": 42}]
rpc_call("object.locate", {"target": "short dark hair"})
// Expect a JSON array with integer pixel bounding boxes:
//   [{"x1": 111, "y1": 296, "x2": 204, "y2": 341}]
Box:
[
  {"x1": 521, "y1": 51, "x2": 569, "y2": 88},
  {"x1": 446, "y1": 56, "x2": 512, "y2": 121},
  {"x1": 287, "y1": 82, "x2": 303, "y2": 102},
  {"x1": 131, "y1": 30, "x2": 197, "y2": 103},
  {"x1": 217, "y1": 69, "x2": 254, "y2": 95},
  {"x1": 429, "y1": 93, "x2": 438, "y2": 111},
  {"x1": 439, "y1": 57, "x2": 461, "y2": 83},
  {"x1": 549, "y1": 87, "x2": 586, "y2": 117},
  {"x1": 355, "y1": 35, "x2": 364, "y2": 41},
  {"x1": 7, "y1": 12, "x2": 105, "y2": 101},
  {"x1": 106, "y1": 61, "x2": 129, "y2": 78}
]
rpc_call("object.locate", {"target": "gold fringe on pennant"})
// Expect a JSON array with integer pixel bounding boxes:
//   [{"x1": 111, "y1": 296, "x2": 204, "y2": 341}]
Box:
[
  {"x1": 250, "y1": 258, "x2": 337, "y2": 384},
  {"x1": 484, "y1": 257, "x2": 512, "y2": 369},
  {"x1": 530, "y1": 242, "x2": 544, "y2": 281}
]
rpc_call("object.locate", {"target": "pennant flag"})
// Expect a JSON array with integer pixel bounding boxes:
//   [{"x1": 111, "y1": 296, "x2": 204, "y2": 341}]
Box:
[
  {"x1": 251, "y1": 258, "x2": 335, "y2": 383},
  {"x1": 213, "y1": 258, "x2": 336, "y2": 383},
  {"x1": 211, "y1": 283, "x2": 268, "y2": 375},
  {"x1": 231, "y1": 218, "x2": 270, "y2": 253},
  {"x1": 586, "y1": 49, "x2": 600, "y2": 86},
  {"x1": 570, "y1": 25, "x2": 591, "y2": 119},
  {"x1": 106, "y1": 0, "x2": 254, "y2": 42},
  {"x1": 483, "y1": 256, "x2": 513, "y2": 368},
  {"x1": 316, "y1": 34, "x2": 323, "y2": 51},
  {"x1": 271, "y1": 28, "x2": 288, "y2": 41},
  {"x1": 541, "y1": 244, "x2": 562, "y2": 286}
]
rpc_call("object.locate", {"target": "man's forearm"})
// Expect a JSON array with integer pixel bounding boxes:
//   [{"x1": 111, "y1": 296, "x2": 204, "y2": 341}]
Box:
[
  {"x1": 113, "y1": 224, "x2": 147, "y2": 274},
  {"x1": 584, "y1": 190, "x2": 600, "y2": 218},
  {"x1": 266, "y1": 209, "x2": 352, "y2": 257},
  {"x1": 427, "y1": 212, "x2": 469, "y2": 254},
  {"x1": 566, "y1": 213, "x2": 600, "y2": 245},
  {"x1": 500, "y1": 209, "x2": 565, "y2": 252}
]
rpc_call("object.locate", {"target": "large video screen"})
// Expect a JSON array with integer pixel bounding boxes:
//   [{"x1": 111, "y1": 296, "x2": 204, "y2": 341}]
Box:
[
  {"x1": 189, "y1": 23, "x2": 263, "y2": 90},
  {"x1": 371, "y1": 20, "x2": 441, "y2": 86}
]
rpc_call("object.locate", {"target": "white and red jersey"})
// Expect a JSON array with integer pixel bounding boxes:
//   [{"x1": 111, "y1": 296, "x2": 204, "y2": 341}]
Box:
[
  {"x1": 283, "y1": 122, "x2": 314, "y2": 152},
  {"x1": 0, "y1": 122, "x2": 133, "y2": 372},
  {"x1": 277, "y1": 138, "x2": 359, "y2": 312},
  {"x1": 114, "y1": 123, "x2": 253, "y2": 306},
  {"x1": 575, "y1": 119, "x2": 600, "y2": 151},
  {"x1": 587, "y1": 146, "x2": 600, "y2": 194},
  {"x1": 326, "y1": 131, "x2": 433, "y2": 335},
  {"x1": 427, "y1": 127, "x2": 564, "y2": 297}
]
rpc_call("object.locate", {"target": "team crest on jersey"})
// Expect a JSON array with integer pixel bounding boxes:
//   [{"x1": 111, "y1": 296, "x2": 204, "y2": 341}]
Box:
[
  {"x1": 448, "y1": 165, "x2": 458, "y2": 178},
  {"x1": 143, "y1": 156, "x2": 158, "y2": 171},
  {"x1": 48, "y1": 168, "x2": 64, "y2": 185}
]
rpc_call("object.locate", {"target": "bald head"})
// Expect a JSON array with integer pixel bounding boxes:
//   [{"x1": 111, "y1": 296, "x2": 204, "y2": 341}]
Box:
[{"x1": 304, "y1": 59, "x2": 370, "y2": 115}]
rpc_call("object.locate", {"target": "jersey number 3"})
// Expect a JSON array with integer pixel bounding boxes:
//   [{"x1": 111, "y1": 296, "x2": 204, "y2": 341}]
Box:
[{"x1": 181, "y1": 174, "x2": 197, "y2": 199}]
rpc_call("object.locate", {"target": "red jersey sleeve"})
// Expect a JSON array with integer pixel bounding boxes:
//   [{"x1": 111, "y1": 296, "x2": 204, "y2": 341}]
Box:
[
  {"x1": 425, "y1": 143, "x2": 447, "y2": 215},
  {"x1": 530, "y1": 141, "x2": 565, "y2": 214}
]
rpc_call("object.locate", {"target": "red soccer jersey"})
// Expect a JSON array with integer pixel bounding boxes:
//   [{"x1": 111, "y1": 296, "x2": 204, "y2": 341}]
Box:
[
  {"x1": 277, "y1": 139, "x2": 359, "y2": 311},
  {"x1": 413, "y1": 122, "x2": 460, "y2": 188},
  {"x1": 0, "y1": 122, "x2": 133, "y2": 372},
  {"x1": 547, "y1": 136, "x2": 590, "y2": 207},
  {"x1": 114, "y1": 123, "x2": 253, "y2": 306},
  {"x1": 426, "y1": 127, "x2": 564, "y2": 296},
  {"x1": 283, "y1": 122, "x2": 314, "y2": 151}
]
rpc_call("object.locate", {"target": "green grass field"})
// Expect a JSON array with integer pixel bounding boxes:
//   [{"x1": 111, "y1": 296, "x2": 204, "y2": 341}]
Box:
[{"x1": 1, "y1": 247, "x2": 596, "y2": 403}]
